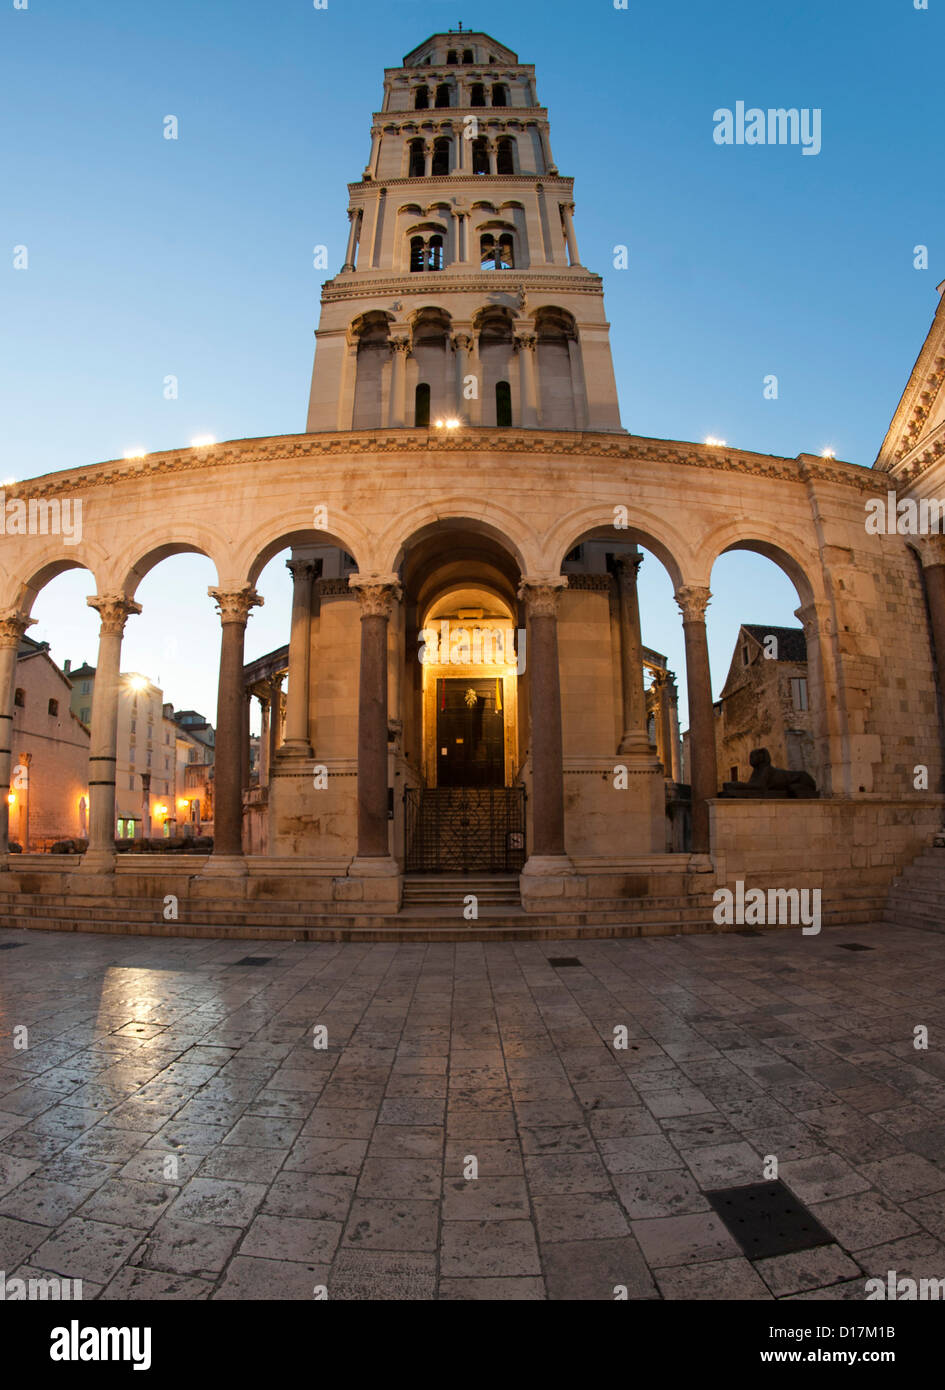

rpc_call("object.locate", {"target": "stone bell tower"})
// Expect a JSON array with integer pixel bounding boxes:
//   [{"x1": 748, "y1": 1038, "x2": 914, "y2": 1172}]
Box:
[{"x1": 306, "y1": 29, "x2": 624, "y2": 433}]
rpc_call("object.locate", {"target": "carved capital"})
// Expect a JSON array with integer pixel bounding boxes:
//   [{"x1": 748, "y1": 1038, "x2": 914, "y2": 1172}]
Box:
[
  {"x1": 515, "y1": 333, "x2": 537, "y2": 352},
  {"x1": 208, "y1": 586, "x2": 263, "y2": 626},
  {"x1": 390, "y1": 336, "x2": 411, "y2": 355},
  {"x1": 451, "y1": 332, "x2": 474, "y2": 353},
  {"x1": 286, "y1": 559, "x2": 319, "y2": 585},
  {"x1": 0, "y1": 611, "x2": 35, "y2": 650},
  {"x1": 615, "y1": 552, "x2": 644, "y2": 586},
  {"x1": 518, "y1": 576, "x2": 568, "y2": 618},
  {"x1": 349, "y1": 574, "x2": 402, "y2": 619},
  {"x1": 87, "y1": 594, "x2": 142, "y2": 635},
  {"x1": 915, "y1": 534, "x2": 945, "y2": 569},
  {"x1": 674, "y1": 585, "x2": 712, "y2": 624}
]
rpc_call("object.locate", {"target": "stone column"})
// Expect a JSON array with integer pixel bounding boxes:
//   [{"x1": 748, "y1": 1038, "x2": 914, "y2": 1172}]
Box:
[
  {"x1": 258, "y1": 695, "x2": 271, "y2": 787},
  {"x1": 388, "y1": 336, "x2": 409, "y2": 427},
  {"x1": 538, "y1": 123, "x2": 557, "y2": 175},
  {"x1": 653, "y1": 672, "x2": 675, "y2": 777},
  {"x1": 0, "y1": 611, "x2": 34, "y2": 862},
  {"x1": 519, "y1": 578, "x2": 572, "y2": 870},
  {"x1": 566, "y1": 336, "x2": 588, "y2": 430},
  {"x1": 615, "y1": 552, "x2": 652, "y2": 755},
  {"x1": 675, "y1": 585, "x2": 715, "y2": 866},
  {"x1": 452, "y1": 331, "x2": 472, "y2": 418},
  {"x1": 668, "y1": 675, "x2": 682, "y2": 781},
  {"x1": 82, "y1": 595, "x2": 142, "y2": 871},
  {"x1": 364, "y1": 128, "x2": 381, "y2": 180},
  {"x1": 423, "y1": 142, "x2": 433, "y2": 177},
  {"x1": 281, "y1": 560, "x2": 317, "y2": 756},
  {"x1": 794, "y1": 599, "x2": 841, "y2": 797},
  {"x1": 516, "y1": 333, "x2": 539, "y2": 427},
  {"x1": 240, "y1": 689, "x2": 251, "y2": 795},
  {"x1": 560, "y1": 202, "x2": 580, "y2": 265},
  {"x1": 349, "y1": 576, "x2": 401, "y2": 871},
  {"x1": 268, "y1": 674, "x2": 284, "y2": 771},
  {"x1": 205, "y1": 586, "x2": 262, "y2": 873},
  {"x1": 342, "y1": 208, "x2": 362, "y2": 271}
]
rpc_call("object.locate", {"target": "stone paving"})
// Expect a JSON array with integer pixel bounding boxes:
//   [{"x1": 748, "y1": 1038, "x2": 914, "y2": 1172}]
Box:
[{"x1": 1, "y1": 920, "x2": 944, "y2": 1300}]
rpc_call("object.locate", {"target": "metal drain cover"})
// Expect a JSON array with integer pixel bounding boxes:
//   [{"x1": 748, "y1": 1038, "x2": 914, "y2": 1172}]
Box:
[
  {"x1": 0, "y1": 943, "x2": 24, "y2": 951},
  {"x1": 735, "y1": 930, "x2": 763, "y2": 937},
  {"x1": 233, "y1": 956, "x2": 274, "y2": 966},
  {"x1": 705, "y1": 1180, "x2": 833, "y2": 1259},
  {"x1": 837, "y1": 943, "x2": 875, "y2": 952},
  {"x1": 549, "y1": 957, "x2": 582, "y2": 968}
]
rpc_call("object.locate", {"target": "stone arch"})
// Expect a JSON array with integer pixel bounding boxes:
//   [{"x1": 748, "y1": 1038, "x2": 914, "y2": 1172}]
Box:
[
  {"x1": 350, "y1": 310, "x2": 393, "y2": 429},
  {"x1": 115, "y1": 526, "x2": 226, "y2": 601},
  {"x1": 6, "y1": 543, "x2": 108, "y2": 616},
  {"x1": 700, "y1": 522, "x2": 822, "y2": 608},
  {"x1": 243, "y1": 513, "x2": 371, "y2": 588},
  {"x1": 474, "y1": 305, "x2": 516, "y2": 423},
  {"x1": 545, "y1": 507, "x2": 690, "y2": 591},
  {"x1": 379, "y1": 503, "x2": 537, "y2": 577}
]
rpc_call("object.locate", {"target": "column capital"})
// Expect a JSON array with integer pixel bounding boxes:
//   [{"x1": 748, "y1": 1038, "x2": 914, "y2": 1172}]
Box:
[
  {"x1": 87, "y1": 594, "x2": 143, "y2": 634},
  {"x1": 794, "y1": 601, "x2": 832, "y2": 638},
  {"x1": 518, "y1": 576, "x2": 568, "y2": 618},
  {"x1": 915, "y1": 534, "x2": 945, "y2": 569},
  {"x1": 615, "y1": 551, "x2": 644, "y2": 583},
  {"x1": 208, "y1": 586, "x2": 263, "y2": 626},
  {"x1": 0, "y1": 611, "x2": 35, "y2": 649},
  {"x1": 285, "y1": 559, "x2": 319, "y2": 584},
  {"x1": 389, "y1": 336, "x2": 411, "y2": 355},
  {"x1": 515, "y1": 332, "x2": 537, "y2": 352},
  {"x1": 674, "y1": 585, "x2": 712, "y2": 624},
  {"x1": 451, "y1": 331, "x2": 474, "y2": 353},
  {"x1": 349, "y1": 574, "x2": 402, "y2": 619}
]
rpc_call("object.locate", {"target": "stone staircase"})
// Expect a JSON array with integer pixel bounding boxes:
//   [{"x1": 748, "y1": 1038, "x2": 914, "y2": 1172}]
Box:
[
  {"x1": 0, "y1": 878, "x2": 886, "y2": 941},
  {"x1": 883, "y1": 846, "x2": 945, "y2": 931}
]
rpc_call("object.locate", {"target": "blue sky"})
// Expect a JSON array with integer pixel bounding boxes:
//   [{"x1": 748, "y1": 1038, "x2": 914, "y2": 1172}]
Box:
[{"x1": 2, "y1": 0, "x2": 941, "y2": 728}]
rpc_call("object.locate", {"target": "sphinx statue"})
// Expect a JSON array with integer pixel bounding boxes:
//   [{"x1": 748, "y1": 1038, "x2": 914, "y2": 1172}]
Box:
[{"x1": 720, "y1": 747, "x2": 818, "y2": 799}]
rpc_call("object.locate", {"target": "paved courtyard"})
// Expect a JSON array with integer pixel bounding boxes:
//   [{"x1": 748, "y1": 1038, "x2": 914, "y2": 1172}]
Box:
[{"x1": 1, "y1": 920, "x2": 944, "y2": 1300}]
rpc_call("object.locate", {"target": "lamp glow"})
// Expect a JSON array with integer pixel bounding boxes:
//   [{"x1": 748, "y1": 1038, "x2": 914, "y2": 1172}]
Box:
[
  {"x1": 128, "y1": 675, "x2": 148, "y2": 692},
  {"x1": 704, "y1": 436, "x2": 727, "y2": 447},
  {"x1": 124, "y1": 448, "x2": 146, "y2": 460},
  {"x1": 6, "y1": 793, "x2": 14, "y2": 805},
  {"x1": 821, "y1": 447, "x2": 835, "y2": 458},
  {"x1": 191, "y1": 435, "x2": 216, "y2": 448}
]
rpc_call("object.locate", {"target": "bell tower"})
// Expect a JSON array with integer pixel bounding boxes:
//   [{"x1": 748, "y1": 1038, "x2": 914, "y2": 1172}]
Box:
[{"x1": 306, "y1": 29, "x2": 624, "y2": 434}]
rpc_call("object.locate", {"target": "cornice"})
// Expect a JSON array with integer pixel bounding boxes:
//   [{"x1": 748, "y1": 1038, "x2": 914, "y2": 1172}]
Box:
[
  {"x1": 373, "y1": 107, "x2": 549, "y2": 124},
  {"x1": 349, "y1": 174, "x2": 573, "y2": 194},
  {"x1": 878, "y1": 419, "x2": 945, "y2": 488},
  {"x1": 320, "y1": 271, "x2": 604, "y2": 302},
  {"x1": 8, "y1": 430, "x2": 882, "y2": 501}
]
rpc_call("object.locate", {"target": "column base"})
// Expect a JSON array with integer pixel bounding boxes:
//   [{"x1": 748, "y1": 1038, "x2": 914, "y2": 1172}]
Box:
[
  {"x1": 77, "y1": 850, "x2": 116, "y2": 874},
  {"x1": 617, "y1": 732, "x2": 659, "y2": 757},
  {"x1": 276, "y1": 741, "x2": 314, "y2": 761},
  {"x1": 688, "y1": 853, "x2": 714, "y2": 873},
  {"x1": 521, "y1": 854, "x2": 575, "y2": 877},
  {"x1": 201, "y1": 854, "x2": 249, "y2": 878},
  {"x1": 348, "y1": 855, "x2": 399, "y2": 878}
]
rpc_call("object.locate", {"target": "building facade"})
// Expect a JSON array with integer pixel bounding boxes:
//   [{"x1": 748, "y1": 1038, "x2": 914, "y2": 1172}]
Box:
[
  {"x1": 714, "y1": 624, "x2": 814, "y2": 787},
  {"x1": 10, "y1": 639, "x2": 90, "y2": 849},
  {"x1": 0, "y1": 30, "x2": 943, "y2": 931}
]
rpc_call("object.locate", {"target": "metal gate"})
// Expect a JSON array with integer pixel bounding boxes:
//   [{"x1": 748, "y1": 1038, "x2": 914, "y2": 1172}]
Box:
[{"x1": 404, "y1": 786, "x2": 526, "y2": 873}]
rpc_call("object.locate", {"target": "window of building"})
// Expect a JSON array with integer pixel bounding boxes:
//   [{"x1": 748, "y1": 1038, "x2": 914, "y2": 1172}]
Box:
[
  {"x1": 496, "y1": 381, "x2": 512, "y2": 426},
  {"x1": 495, "y1": 137, "x2": 515, "y2": 175},
  {"x1": 471, "y1": 138, "x2": 489, "y2": 174},
  {"x1": 470, "y1": 83, "x2": 485, "y2": 107},
  {"x1": 431, "y1": 137, "x2": 451, "y2": 175},
  {"x1": 790, "y1": 677, "x2": 809, "y2": 711},
  {"x1": 435, "y1": 82, "x2": 451, "y2": 107},
  {"x1": 408, "y1": 138, "x2": 425, "y2": 177},
  {"x1": 81, "y1": 680, "x2": 90, "y2": 694},
  {"x1": 462, "y1": 49, "x2": 474, "y2": 63},
  {"x1": 427, "y1": 233, "x2": 444, "y2": 269},
  {"x1": 410, "y1": 235, "x2": 425, "y2": 272},
  {"x1": 741, "y1": 644, "x2": 750, "y2": 667},
  {"x1": 129, "y1": 775, "x2": 135, "y2": 792},
  {"x1": 147, "y1": 751, "x2": 152, "y2": 766},
  {"x1": 48, "y1": 698, "x2": 58, "y2": 716},
  {"x1": 565, "y1": 545, "x2": 585, "y2": 562},
  {"x1": 480, "y1": 232, "x2": 514, "y2": 269},
  {"x1": 130, "y1": 719, "x2": 136, "y2": 732},
  {"x1": 414, "y1": 85, "x2": 429, "y2": 110},
  {"x1": 415, "y1": 383, "x2": 431, "y2": 427},
  {"x1": 14, "y1": 688, "x2": 24, "y2": 707},
  {"x1": 129, "y1": 747, "x2": 135, "y2": 763},
  {"x1": 730, "y1": 766, "x2": 738, "y2": 783},
  {"x1": 492, "y1": 83, "x2": 508, "y2": 106},
  {"x1": 80, "y1": 708, "x2": 90, "y2": 723},
  {"x1": 446, "y1": 49, "x2": 458, "y2": 64}
]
